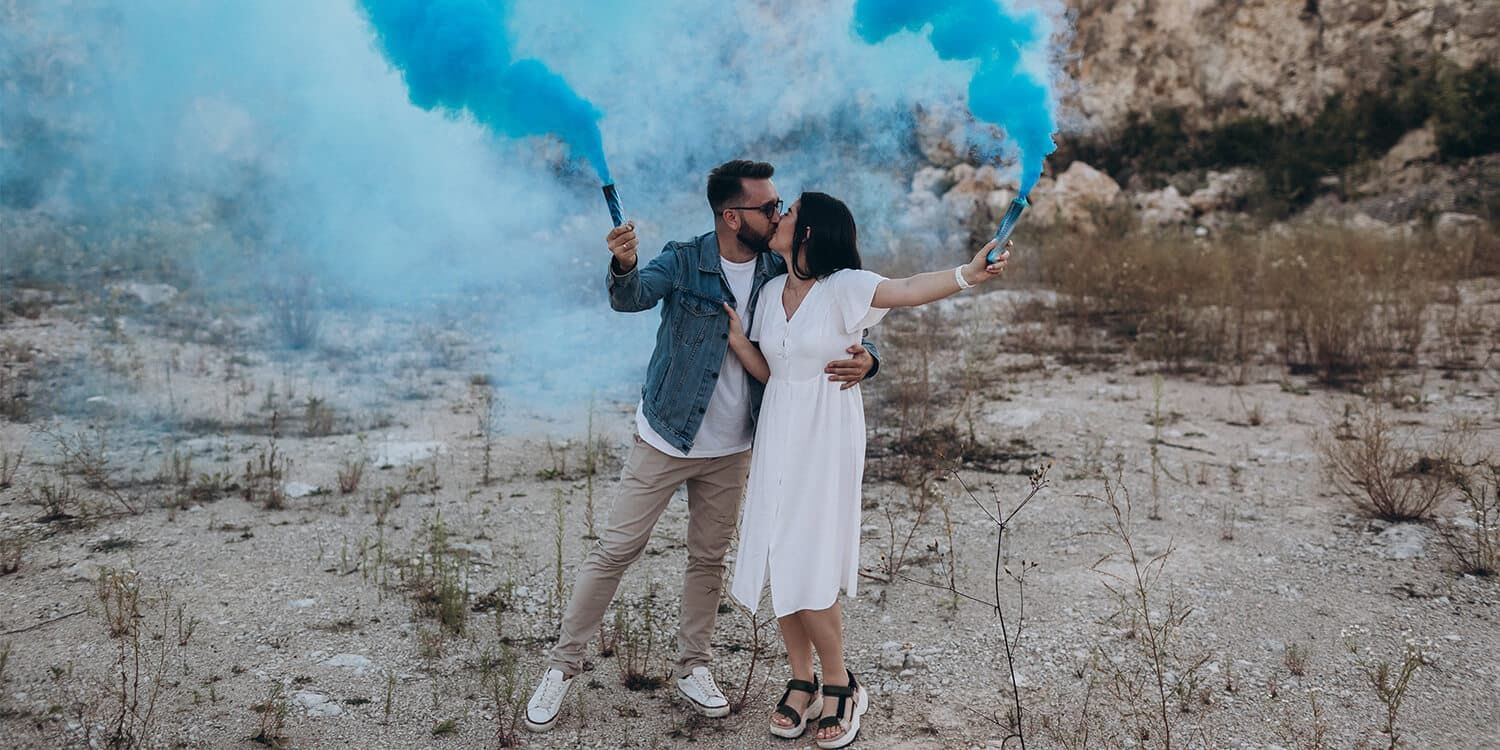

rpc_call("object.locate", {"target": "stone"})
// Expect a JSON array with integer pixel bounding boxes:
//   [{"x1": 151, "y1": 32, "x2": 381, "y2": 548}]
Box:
[
  {"x1": 283, "y1": 482, "x2": 321, "y2": 499},
  {"x1": 320, "y1": 653, "x2": 374, "y2": 673},
  {"x1": 107, "y1": 282, "x2": 179, "y2": 307},
  {"x1": 1435, "y1": 212, "x2": 1484, "y2": 242},
  {"x1": 1187, "y1": 169, "x2": 1259, "y2": 214},
  {"x1": 64, "y1": 562, "x2": 105, "y2": 583},
  {"x1": 369, "y1": 440, "x2": 445, "y2": 468},
  {"x1": 1135, "y1": 185, "x2": 1192, "y2": 226},
  {"x1": 1373, "y1": 524, "x2": 1426, "y2": 560},
  {"x1": 1026, "y1": 162, "x2": 1121, "y2": 232},
  {"x1": 293, "y1": 690, "x2": 343, "y2": 717},
  {"x1": 879, "y1": 641, "x2": 907, "y2": 671},
  {"x1": 288, "y1": 598, "x2": 317, "y2": 609},
  {"x1": 1379, "y1": 128, "x2": 1437, "y2": 172}
]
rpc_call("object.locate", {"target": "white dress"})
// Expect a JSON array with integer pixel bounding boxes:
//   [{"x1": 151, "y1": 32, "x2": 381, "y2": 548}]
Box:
[{"x1": 729, "y1": 269, "x2": 889, "y2": 617}]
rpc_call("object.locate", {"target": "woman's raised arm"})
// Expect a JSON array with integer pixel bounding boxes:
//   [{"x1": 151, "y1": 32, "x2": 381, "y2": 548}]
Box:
[{"x1": 871, "y1": 239, "x2": 1011, "y2": 309}]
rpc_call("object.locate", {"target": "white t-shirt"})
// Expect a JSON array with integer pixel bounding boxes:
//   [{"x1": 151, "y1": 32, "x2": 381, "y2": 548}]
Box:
[{"x1": 636, "y1": 256, "x2": 757, "y2": 458}]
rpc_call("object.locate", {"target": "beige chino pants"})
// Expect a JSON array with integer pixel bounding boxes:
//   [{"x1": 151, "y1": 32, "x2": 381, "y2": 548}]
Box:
[{"x1": 547, "y1": 435, "x2": 751, "y2": 678}]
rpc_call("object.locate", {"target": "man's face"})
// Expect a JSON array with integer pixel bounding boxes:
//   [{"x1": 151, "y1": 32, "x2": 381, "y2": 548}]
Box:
[{"x1": 729, "y1": 178, "x2": 782, "y2": 254}]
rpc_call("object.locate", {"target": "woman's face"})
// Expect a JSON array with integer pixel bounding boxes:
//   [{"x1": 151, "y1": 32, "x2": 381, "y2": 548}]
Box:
[{"x1": 768, "y1": 200, "x2": 799, "y2": 257}]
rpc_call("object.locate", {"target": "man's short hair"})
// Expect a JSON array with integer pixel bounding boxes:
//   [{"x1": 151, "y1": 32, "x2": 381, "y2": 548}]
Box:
[{"x1": 707, "y1": 160, "x2": 775, "y2": 212}]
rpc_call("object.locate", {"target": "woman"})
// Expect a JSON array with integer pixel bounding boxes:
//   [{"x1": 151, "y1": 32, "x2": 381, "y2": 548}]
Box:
[{"x1": 724, "y1": 192, "x2": 1008, "y2": 747}]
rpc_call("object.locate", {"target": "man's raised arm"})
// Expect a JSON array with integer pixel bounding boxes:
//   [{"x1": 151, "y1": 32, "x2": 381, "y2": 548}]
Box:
[{"x1": 605, "y1": 222, "x2": 674, "y2": 312}]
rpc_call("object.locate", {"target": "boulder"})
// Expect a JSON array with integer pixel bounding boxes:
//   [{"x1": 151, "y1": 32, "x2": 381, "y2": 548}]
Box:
[
  {"x1": 911, "y1": 166, "x2": 953, "y2": 196},
  {"x1": 1135, "y1": 185, "x2": 1192, "y2": 226},
  {"x1": 1435, "y1": 212, "x2": 1484, "y2": 242},
  {"x1": 915, "y1": 105, "x2": 966, "y2": 168},
  {"x1": 1373, "y1": 524, "x2": 1426, "y2": 560},
  {"x1": 107, "y1": 282, "x2": 179, "y2": 307},
  {"x1": 1187, "y1": 169, "x2": 1260, "y2": 214},
  {"x1": 1026, "y1": 162, "x2": 1120, "y2": 232},
  {"x1": 1380, "y1": 128, "x2": 1438, "y2": 172}
]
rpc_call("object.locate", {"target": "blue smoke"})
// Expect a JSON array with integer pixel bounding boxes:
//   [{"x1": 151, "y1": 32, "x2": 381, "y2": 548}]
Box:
[
  {"x1": 358, "y1": 0, "x2": 611, "y2": 183},
  {"x1": 1, "y1": 0, "x2": 1070, "y2": 418},
  {"x1": 854, "y1": 0, "x2": 1058, "y2": 195}
]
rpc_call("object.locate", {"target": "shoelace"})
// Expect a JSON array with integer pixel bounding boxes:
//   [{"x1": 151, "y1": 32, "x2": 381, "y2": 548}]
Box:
[
  {"x1": 537, "y1": 676, "x2": 566, "y2": 707},
  {"x1": 690, "y1": 672, "x2": 724, "y2": 700}
]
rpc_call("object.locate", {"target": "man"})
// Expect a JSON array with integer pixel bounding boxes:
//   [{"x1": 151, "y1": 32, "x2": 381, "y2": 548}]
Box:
[{"x1": 525, "y1": 160, "x2": 879, "y2": 731}]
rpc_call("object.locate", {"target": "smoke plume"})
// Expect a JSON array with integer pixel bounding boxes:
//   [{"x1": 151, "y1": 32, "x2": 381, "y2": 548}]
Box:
[
  {"x1": 359, "y1": 0, "x2": 611, "y2": 183},
  {"x1": 854, "y1": 0, "x2": 1060, "y2": 194},
  {"x1": 0, "y1": 0, "x2": 1071, "y2": 415}
]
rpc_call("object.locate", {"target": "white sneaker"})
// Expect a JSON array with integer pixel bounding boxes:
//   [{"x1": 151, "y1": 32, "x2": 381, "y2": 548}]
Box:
[
  {"x1": 525, "y1": 668, "x2": 573, "y2": 732},
  {"x1": 675, "y1": 665, "x2": 730, "y2": 717}
]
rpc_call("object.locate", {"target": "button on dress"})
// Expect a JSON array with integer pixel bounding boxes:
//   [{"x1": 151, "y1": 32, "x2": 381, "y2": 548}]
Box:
[{"x1": 730, "y1": 269, "x2": 889, "y2": 617}]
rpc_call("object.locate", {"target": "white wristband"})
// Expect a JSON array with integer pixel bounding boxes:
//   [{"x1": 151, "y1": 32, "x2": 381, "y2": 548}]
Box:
[{"x1": 954, "y1": 265, "x2": 974, "y2": 291}]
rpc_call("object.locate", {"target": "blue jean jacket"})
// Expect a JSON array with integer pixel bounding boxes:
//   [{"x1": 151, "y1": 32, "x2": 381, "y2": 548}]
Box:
[{"x1": 607, "y1": 231, "x2": 880, "y2": 454}]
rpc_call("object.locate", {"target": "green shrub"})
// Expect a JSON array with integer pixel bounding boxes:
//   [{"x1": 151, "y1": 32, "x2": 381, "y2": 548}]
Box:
[
  {"x1": 1067, "y1": 55, "x2": 1500, "y2": 214},
  {"x1": 1432, "y1": 63, "x2": 1500, "y2": 160}
]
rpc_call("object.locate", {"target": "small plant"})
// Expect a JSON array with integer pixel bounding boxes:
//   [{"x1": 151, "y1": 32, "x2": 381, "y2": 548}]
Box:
[
  {"x1": 480, "y1": 645, "x2": 525, "y2": 746},
  {"x1": 584, "y1": 401, "x2": 598, "y2": 538},
  {"x1": 1, "y1": 535, "x2": 25, "y2": 575},
  {"x1": 431, "y1": 717, "x2": 458, "y2": 736},
  {"x1": 402, "y1": 513, "x2": 469, "y2": 634},
  {"x1": 1345, "y1": 635, "x2": 1423, "y2": 750},
  {"x1": 337, "y1": 454, "x2": 367, "y2": 495},
  {"x1": 893, "y1": 464, "x2": 1051, "y2": 747},
  {"x1": 383, "y1": 670, "x2": 397, "y2": 725},
  {"x1": 616, "y1": 585, "x2": 665, "y2": 691},
  {"x1": 477, "y1": 387, "x2": 497, "y2": 486},
  {"x1": 97, "y1": 567, "x2": 143, "y2": 638},
  {"x1": 0, "y1": 640, "x2": 11, "y2": 693},
  {"x1": 303, "y1": 396, "x2": 335, "y2": 437},
  {"x1": 1442, "y1": 460, "x2": 1500, "y2": 576},
  {"x1": 1284, "y1": 643, "x2": 1311, "y2": 677},
  {"x1": 728, "y1": 605, "x2": 777, "y2": 714},
  {"x1": 552, "y1": 489, "x2": 566, "y2": 620},
  {"x1": 27, "y1": 478, "x2": 88, "y2": 523},
  {"x1": 269, "y1": 276, "x2": 319, "y2": 350},
  {"x1": 0, "y1": 448, "x2": 22, "y2": 488},
  {"x1": 242, "y1": 441, "x2": 289, "y2": 510},
  {"x1": 1086, "y1": 474, "x2": 1211, "y2": 749},
  {"x1": 1320, "y1": 404, "x2": 1456, "y2": 521},
  {"x1": 537, "y1": 438, "x2": 570, "y2": 480},
  {"x1": 251, "y1": 682, "x2": 291, "y2": 747},
  {"x1": 189, "y1": 470, "x2": 234, "y2": 505},
  {"x1": 45, "y1": 425, "x2": 137, "y2": 513},
  {"x1": 876, "y1": 465, "x2": 943, "y2": 581},
  {"x1": 1149, "y1": 376, "x2": 1165, "y2": 520}
]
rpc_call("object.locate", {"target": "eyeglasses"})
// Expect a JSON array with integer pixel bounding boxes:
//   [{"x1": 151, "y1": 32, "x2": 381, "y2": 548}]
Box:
[{"x1": 725, "y1": 199, "x2": 784, "y2": 220}]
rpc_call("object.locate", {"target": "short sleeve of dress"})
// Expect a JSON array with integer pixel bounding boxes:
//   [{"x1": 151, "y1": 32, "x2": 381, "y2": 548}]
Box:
[{"x1": 831, "y1": 269, "x2": 889, "y2": 334}]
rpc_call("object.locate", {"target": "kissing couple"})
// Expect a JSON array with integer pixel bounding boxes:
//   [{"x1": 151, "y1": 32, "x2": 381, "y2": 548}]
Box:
[{"x1": 526, "y1": 159, "x2": 1009, "y2": 747}]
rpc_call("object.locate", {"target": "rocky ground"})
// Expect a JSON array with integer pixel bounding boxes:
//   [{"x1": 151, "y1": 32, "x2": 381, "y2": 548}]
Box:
[{"x1": 1, "y1": 277, "x2": 1498, "y2": 750}]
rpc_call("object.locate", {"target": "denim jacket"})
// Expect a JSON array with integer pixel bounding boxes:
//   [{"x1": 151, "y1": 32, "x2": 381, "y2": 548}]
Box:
[{"x1": 607, "y1": 231, "x2": 880, "y2": 453}]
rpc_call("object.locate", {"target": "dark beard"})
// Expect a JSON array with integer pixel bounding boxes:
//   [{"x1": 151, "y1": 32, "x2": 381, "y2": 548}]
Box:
[{"x1": 736, "y1": 224, "x2": 773, "y2": 254}]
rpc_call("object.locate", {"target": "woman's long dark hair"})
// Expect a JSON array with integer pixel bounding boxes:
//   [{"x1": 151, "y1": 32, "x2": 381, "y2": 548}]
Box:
[{"x1": 790, "y1": 192, "x2": 862, "y2": 280}]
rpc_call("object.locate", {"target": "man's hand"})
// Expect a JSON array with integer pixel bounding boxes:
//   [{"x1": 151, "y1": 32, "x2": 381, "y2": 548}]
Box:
[
  {"x1": 607, "y1": 222, "x2": 639, "y2": 273},
  {"x1": 825, "y1": 344, "x2": 875, "y2": 390}
]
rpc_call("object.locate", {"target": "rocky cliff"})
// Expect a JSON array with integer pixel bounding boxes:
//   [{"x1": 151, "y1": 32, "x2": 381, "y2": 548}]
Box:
[{"x1": 1067, "y1": 0, "x2": 1499, "y2": 133}]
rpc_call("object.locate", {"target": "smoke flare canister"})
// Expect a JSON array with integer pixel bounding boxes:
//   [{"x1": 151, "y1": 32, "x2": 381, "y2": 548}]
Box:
[
  {"x1": 988, "y1": 196, "x2": 1029, "y2": 263},
  {"x1": 602, "y1": 184, "x2": 624, "y2": 227}
]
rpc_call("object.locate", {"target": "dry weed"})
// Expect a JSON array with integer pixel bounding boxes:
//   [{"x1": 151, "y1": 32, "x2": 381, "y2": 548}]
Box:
[
  {"x1": 1319, "y1": 404, "x2": 1457, "y2": 521},
  {"x1": 1442, "y1": 460, "x2": 1500, "y2": 576}
]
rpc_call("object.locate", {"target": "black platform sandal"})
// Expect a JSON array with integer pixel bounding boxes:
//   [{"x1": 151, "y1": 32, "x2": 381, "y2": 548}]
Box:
[
  {"x1": 815, "y1": 670, "x2": 868, "y2": 749},
  {"x1": 769, "y1": 676, "x2": 822, "y2": 738}
]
